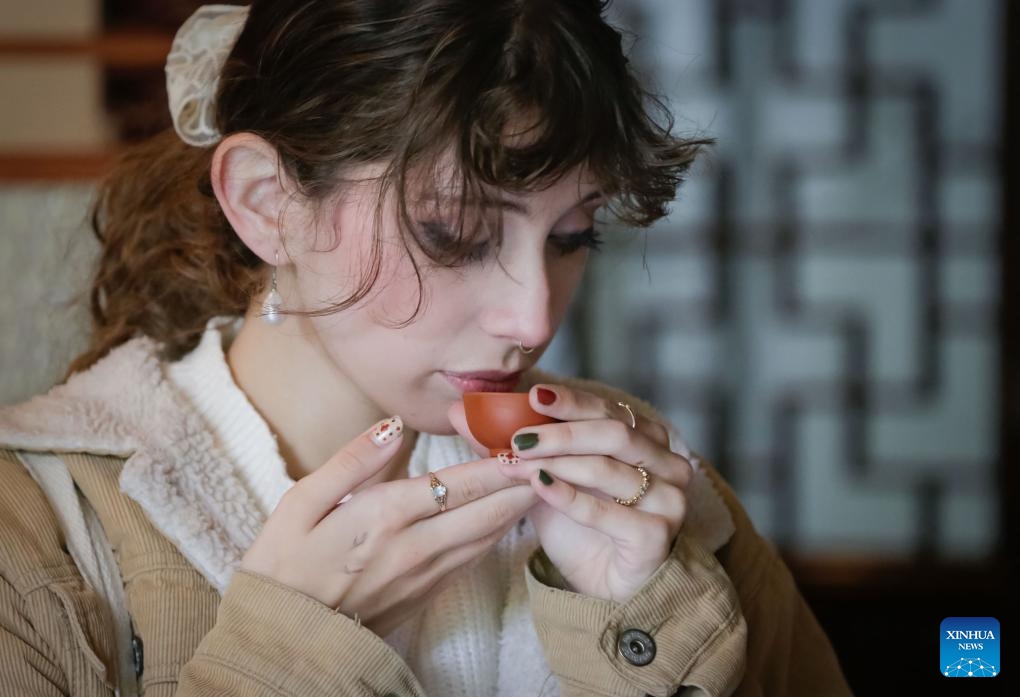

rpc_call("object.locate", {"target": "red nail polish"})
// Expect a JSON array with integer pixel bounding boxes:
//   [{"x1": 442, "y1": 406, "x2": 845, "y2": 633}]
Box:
[{"x1": 537, "y1": 387, "x2": 557, "y2": 405}]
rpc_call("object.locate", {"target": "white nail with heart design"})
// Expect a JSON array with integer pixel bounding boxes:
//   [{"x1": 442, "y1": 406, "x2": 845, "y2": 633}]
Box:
[
  {"x1": 370, "y1": 416, "x2": 403, "y2": 447},
  {"x1": 497, "y1": 451, "x2": 520, "y2": 466}
]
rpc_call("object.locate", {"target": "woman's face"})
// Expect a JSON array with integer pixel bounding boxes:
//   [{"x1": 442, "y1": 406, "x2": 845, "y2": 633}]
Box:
[{"x1": 285, "y1": 162, "x2": 605, "y2": 435}]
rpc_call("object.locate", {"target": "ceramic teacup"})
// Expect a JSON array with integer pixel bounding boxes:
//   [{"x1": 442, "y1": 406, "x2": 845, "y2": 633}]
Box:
[{"x1": 463, "y1": 392, "x2": 559, "y2": 456}]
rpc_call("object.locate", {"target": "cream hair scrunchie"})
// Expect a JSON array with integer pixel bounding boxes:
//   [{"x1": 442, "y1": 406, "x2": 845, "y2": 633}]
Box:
[{"x1": 165, "y1": 4, "x2": 251, "y2": 147}]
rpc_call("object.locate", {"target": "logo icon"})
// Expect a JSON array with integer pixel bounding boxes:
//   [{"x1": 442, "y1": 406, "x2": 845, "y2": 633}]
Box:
[{"x1": 941, "y1": 617, "x2": 999, "y2": 677}]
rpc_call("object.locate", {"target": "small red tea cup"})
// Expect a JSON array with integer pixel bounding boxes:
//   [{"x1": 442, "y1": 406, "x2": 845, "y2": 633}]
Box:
[{"x1": 463, "y1": 392, "x2": 559, "y2": 456}]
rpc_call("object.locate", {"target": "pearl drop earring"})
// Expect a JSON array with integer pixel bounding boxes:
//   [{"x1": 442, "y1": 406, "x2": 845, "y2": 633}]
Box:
[{"x1": 261, "y1": 251, "x2": 285, "y2": 326}]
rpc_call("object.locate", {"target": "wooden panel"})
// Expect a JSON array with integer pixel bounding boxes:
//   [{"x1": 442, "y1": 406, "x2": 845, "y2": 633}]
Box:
[
  {"x1": 0, "y1": 32, "x2": 173, "y2": 68},
  {"x1": 0, "y1": 152, "x2": 118, "y2": 181}
]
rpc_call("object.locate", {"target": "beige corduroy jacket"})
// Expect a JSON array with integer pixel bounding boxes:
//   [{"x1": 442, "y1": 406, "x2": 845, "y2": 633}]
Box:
[{"x1": 0, "y1": 338, "x2": 853, "y2": 697}]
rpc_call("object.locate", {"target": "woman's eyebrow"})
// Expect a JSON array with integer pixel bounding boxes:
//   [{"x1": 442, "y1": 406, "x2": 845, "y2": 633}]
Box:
[{"x1": 421, "y1": 189, "x2": 604, "y2": 216}]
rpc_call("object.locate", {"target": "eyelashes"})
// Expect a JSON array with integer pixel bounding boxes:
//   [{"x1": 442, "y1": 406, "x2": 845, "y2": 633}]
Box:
[
  {"x1": 551, "y1": 226, "x2": 604, "y2": 255},
  {"x1": 418, "y1": 222, "x2": 604, "y2": 263}
]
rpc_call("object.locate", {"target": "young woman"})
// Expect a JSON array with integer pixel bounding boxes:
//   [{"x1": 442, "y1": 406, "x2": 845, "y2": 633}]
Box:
[{"x1": 0, "y1": 2, "x2": 853, "y2": 696}]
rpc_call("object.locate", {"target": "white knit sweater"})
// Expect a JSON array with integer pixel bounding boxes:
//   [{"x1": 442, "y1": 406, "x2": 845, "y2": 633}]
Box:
[{"x1": 0, "y1": 317, "x2": 736, "y2": 697}]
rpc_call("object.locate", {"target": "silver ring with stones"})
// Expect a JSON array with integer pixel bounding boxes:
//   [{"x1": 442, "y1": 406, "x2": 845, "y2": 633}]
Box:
[{"x1": 428, "y1": 472, "x2": 448, "y2": 512}]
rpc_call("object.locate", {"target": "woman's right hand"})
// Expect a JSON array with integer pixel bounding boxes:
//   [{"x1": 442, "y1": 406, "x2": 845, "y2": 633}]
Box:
[{"x1": 240, "y1": 416, "x2": 537, "y2": 637}]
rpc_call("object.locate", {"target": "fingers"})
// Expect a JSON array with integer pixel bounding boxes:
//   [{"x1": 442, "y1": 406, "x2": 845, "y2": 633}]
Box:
[
  {"x1": 510, "y1": 418, "x2": 693, "y2": 489},
  {"x1": 527, "y1": 468, "x2": 678, "y2": 552},
  {"x1": 357, "y1": 516, "x2": 520, "y2": 636},
  {"x1": 412, "y1": 480, "x2": 536, "y2": 546},
  {"x1": 280, "y1": 416, "x2": 405, "y2": 529},
  {"x1": 362, "y1": 483, "x2": 537, "y2": 583},
  {"x1": 528, "y1": 384, "x2": 670, "y2": 446},
  {"x1": 397, "y1": 465, "x2": 538, "y2": 538},
  {"x1": 401, "y1": 517, "x2": 518, "y2": 591},
  {"x1": 400, "y1": 458, "x2": 528, "y2": 523},
  {"x1": 319, "y1": 457, "x2": 527, "y2": 540},
  {"x1": 498, "y1": 454, "x2": 686, "y2": 518}
]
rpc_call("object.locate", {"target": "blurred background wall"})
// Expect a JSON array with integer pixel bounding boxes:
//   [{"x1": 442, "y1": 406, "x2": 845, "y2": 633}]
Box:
[{"x1": 0, "y1": 1, "x2": 1012, "y2": 694}]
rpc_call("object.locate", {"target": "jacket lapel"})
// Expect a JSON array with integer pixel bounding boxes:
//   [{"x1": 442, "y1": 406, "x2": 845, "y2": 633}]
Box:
[{"x1": 61, "y1": 451, "x2": 220, "y2": 693}]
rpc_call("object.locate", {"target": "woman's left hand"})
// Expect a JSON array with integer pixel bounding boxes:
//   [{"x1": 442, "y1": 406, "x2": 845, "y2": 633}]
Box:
[{"x1": 456, "y1": 384, "x2": 694, "y2": 603}]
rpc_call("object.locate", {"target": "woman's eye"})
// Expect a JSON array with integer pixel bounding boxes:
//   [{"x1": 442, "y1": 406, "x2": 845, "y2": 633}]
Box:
[
  {"x1": 419, "y1": 221, "x2": 490, "y2": 262},
  {"x1": 549, "y1": 227, "x2": 604, "y2": 256},
  {"x1": 418, "y1": 221, "x2": 604, "y2": 263}
]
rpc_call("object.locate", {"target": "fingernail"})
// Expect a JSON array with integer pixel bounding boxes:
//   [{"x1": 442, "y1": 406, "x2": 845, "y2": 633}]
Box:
[
  {"x1": 538, "y1": 469, "x2": 554, "y2": 486},
  {"x1": 497, "y1": 451, "x2": 520, "y2": 466},
  {"x1": 513, "y1": 432, "x2": 539, "y2": 450},
  {"x1": 536, "y1": 387, "x2": 557, "y2": 405},
  {"x1": 369, "y1": 416, "x2": 403, "y2": 447}
]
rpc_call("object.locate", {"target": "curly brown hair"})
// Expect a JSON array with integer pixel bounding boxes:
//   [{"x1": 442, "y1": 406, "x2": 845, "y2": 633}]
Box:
[{"x1": 67, "y1": 0, "x2": 713, "y2": 378}]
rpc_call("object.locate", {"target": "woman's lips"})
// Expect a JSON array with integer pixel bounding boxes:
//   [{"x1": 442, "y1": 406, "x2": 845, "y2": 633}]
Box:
[{"x1": 442, "y1": 371, "x2": 522, "y2": 393}]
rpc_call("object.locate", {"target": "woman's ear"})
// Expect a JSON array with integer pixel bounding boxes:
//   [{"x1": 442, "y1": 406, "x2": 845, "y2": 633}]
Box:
[{"x1": 210, "y1": 132, "x2": 301, "y2": 264}]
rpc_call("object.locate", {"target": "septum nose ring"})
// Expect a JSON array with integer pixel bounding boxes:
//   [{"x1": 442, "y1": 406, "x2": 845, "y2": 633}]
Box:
[{"x1": 518, "y1": 340, "x2": 535, "y2": 354}]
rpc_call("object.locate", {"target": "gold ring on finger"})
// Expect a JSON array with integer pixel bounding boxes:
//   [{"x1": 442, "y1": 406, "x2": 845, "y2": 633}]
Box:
[
  {"x1": 614, "y1": 466, "x2": 650, "y2": 507},
  {"x1": 428, "y1": 472, "x2": 448, "y2": 512},
  {"x1": 617, "y1": 401, "x2": 637, "y2": 429}
]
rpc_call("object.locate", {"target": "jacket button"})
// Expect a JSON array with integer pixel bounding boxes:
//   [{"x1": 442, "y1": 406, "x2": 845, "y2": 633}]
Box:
[
  {"x1": 618, "y1": 628, "x2": 656, "y2": 666},
  {"x1": 131, "y1": 634, "x2": 144, "y2": 678}
]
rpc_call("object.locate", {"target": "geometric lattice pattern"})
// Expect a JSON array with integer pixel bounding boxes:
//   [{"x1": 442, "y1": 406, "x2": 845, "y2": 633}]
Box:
[{"x1": 544, "y1": 0, "x2": 1002, "y2": 559}]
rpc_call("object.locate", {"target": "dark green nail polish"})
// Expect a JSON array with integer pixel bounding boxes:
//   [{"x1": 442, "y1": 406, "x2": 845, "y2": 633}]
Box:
[
  {"x1": 538, "y1": 469, "x2": 554, "y2": 486},
  {"x1": 514, "y1": 432, "x2": 539, "y2": 450}
]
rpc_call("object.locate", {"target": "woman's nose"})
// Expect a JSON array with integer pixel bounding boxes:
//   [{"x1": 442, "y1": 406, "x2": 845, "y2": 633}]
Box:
[{"x1": 483, "y1": 259, "x2": 555, "y2": 349}]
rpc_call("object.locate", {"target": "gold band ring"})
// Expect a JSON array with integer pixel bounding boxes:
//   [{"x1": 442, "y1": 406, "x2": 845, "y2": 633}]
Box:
[
  {"x1": 428, "y1": 472, "x2": 448, "y2": 512},
  {"x1": 614, "y1": 466, "x2": 650, "y2": 507},
  {"x1": 617, "y1": 401, "x2": 637, "y2": 429}
]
